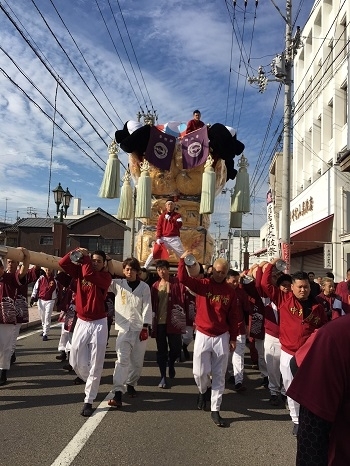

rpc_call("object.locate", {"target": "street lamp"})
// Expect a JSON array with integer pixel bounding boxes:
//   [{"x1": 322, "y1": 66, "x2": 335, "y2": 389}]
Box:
[
  {"x1": 243, "y1": 232, "x2": 250, "y2": 270},
  {"x1": 52, "y1": 183, "x2": 73, "y2": 222},
  {"x1": 52, "y1": 183, "x2": 73, "y2": 257}
]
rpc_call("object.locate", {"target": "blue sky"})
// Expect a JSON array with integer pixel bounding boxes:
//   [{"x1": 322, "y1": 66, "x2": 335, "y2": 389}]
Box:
[{"x1": 0, "y1": 0, "x2": 312, "y2": 236}]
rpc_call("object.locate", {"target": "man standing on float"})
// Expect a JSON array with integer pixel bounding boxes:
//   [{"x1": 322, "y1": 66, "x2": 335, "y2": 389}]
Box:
[{"x1": 144, "y1": 199, "x2": 184, "y2": 269}]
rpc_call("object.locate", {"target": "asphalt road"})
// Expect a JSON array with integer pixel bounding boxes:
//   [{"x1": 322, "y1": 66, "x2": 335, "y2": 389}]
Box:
[{"x1": 0, "y1": 325, "x2": 297, "y2": 466}]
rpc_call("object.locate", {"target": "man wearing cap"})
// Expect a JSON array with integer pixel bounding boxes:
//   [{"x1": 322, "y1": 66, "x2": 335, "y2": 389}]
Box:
[{"x1": 144, "y1": 199, "x2": 184, "y2": 269}]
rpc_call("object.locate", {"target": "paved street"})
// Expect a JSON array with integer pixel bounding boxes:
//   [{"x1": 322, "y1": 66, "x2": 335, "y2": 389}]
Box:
[{"x1": 1, "y1": 321, "x2": 297, "y2": 466}]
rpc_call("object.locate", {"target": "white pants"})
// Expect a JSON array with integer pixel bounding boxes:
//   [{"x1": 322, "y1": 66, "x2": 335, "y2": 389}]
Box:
[
  {"x1": 144, "y1": 236, "x2": 184, "y2": 268},
  {"x1": 182, "y1": 325, "x2": 194, "y2": 346},
  {"x1": 255, "y1": 338, "x2": 268, "y2": 377},
  {"x1": 193, "y1": 330, "x2": 230, "y2": 412},
  {"x1": 231, "y1": 334, "x2": 246, "y2": 384},
  {"x1": 70, "y1": 317, "x2": 108, "y2": 404},
  {"x1": 37, "y1": 299, "x2": 56, "y2": 336},
  {"x1": 58, "y1": 323, "x2": 71, "y2": 352},
  {"x1": 280, "y1": 349, "x2": 299, "y2": 423},
  {"x1": 11, "y1": 323, "x2": 21, "y2": 354},
  {"x1": 264, "y1": 333, "x2": 285, "y2": 396},
  {"x1": 0, "y1": 324, "x2": 15, "y2": 370},
  {"x1": 112, "y1": 329, "x2": 148, "y2": 393}
]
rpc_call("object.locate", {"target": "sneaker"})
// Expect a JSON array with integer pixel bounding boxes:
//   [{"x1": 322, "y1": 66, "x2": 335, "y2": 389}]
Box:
[
  {"x1": 158, "y1": 377, "x2": 168, "y2": 389},
  {"x1": 127, "y1": 384, "x2": 137, "y2": 397},
  {"x1": 292, "y1": 423, "x2": 299, "y2": 436},
  {"x1": 80, "y1": 403, "x2": 93, "y2": 417},
  {"x1": 42, "y1": 335, "x2": 48, "y2": 341},
  {"x1": 269, "y1": 394, "x2": 280, "y2": 406},
  {"x1": 234, "y1": 383, "x2": 247, "y2": 392}
]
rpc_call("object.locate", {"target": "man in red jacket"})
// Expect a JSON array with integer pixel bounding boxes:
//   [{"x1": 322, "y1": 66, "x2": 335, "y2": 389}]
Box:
[
  {"x1": 59, "y1": 248, "x2": 111, "y2": 417},
  {"x1": 178, "y1": 254, "x2": 239, "y2": 428},
  {"x1": 261, "y1": 260, "x2": 328, "y2": 436},
  {"x1": 185, "y1": 109, "x2": 205, "y2": 134},
  {"x1": 144, "y1": 199, "x2": 184, "y2": 269}
]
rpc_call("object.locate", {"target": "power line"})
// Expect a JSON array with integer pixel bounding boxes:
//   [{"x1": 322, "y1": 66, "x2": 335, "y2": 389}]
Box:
[
  {"x1": 48, "y1": 0, "x2": 123, "y2": 124},
  {"x1": 0, "y1": 2, "x2": 113, "y2": 144},
  {"x1": 29, "y1": 0, "x2": 122, "y2": 127}
]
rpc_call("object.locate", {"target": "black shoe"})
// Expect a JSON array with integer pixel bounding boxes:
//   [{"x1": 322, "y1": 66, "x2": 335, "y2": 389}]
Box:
[
  {"x1": 63, "y1": 364, "x2": 73, "y2": 372},
  {"x1": 10, "y1": 352, "x2": 16, "y2": 365},
  {"x1": 108, "y1": 391, "x2": 122, "y2": 408},
  {"x1": 182, "y1": 344, "x2": 190, "y2": 361},
  {"x1": 127, "y1": 384, "x2": 137, "y2": 397},
  {"x1": 80, "y1": 403, "x2": 93, "y2": 417},
  {"x1": 227, "y1": 375, "x2": 236, "y2": 384},
  {"x1": 292, "y1": 423, "x2": 299, "y2": 436},
  {"x1": 197, "y1": 392, "x2": 206, "y2": 410},
  {"x1": 0, "y1": 369, "x2": 7, "y2": 387},
  {"x1": 211, "y1": 411, "x2": 227, "y2": 427},
  {"x1": 73, "y1": 377, "x2": 84, "y2": 385},
  {"x1": 269, "y1": 394, "x2": 280, "y2": 406},
  {"x1": 42, "y1": 335, "x2": 48, "y2": 341},
  {"x1": 56, "y1": 351, "x2": 67, "y2": 361},
  {"x1": 234, "y1": 382, "x2": 247, "y2": 392}
]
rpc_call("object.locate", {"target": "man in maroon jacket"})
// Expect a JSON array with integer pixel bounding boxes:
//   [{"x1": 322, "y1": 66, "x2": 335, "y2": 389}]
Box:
[
  {"x1": 185, "y1": 109, "x2": 205, "y2": 134},
  {"x1": 144, "y1": 199, "x2": 184, "y2": 269},
  {"x1": 59, "y1": 248, "x2": 111, "y2": 417},
  {"x1": 261, "y1": 260, "x2": 328, "y2": 436},
  {"x1": 178, "y1": 254, "x2": 239, "y2": 428}
]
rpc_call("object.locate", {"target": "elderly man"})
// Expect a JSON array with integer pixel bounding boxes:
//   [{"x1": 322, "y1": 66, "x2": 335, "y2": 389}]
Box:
[
  {"x1": 144, "y1": 199, "x2": 184, "y2": 269},
  {"x1": 178, "y1": 254, "x2": 239, "y2": 427}
]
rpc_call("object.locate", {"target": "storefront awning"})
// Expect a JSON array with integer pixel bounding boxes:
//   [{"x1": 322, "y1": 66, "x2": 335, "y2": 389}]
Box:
[{"x1": 291, "y1": 214, "x2": 334, "y2": 255}]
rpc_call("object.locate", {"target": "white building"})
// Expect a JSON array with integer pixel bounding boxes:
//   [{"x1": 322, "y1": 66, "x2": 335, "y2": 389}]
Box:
[
  {"x1": 261, "y1": 0, "x2": 349, "y2": 281},
  {"x1": 290, "y1": 0, "x2": 350, "y2": 281}
]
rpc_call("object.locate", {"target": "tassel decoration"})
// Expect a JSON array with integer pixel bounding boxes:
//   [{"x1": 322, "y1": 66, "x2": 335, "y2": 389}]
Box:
[
  {"x1": 230, "y1": 154, "x2": 250, "y2": 213},
  {"x1": 98, "y1": 140, "x2": 121, "y2": 198},
  {"x1": 135, "y1": 160, "x2": 152, "y2": 219},
  {"x1": 117, "y1": 170, "x2": 133, "y2": 220},
  {"x1": 199, "y1": 154, "x2": 216, "y2": 214},
  {"x1": 229, "y1": 212, "x2": 243, "y2": 228}
]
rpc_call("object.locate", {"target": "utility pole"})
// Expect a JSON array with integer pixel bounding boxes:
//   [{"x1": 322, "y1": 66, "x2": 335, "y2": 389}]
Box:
[
  {"x1": 280, "y1": 0, "x2": 293, "y2": 271},
  {"x1": 248, "y1": 0, "x2": 300, "y2": 272}
]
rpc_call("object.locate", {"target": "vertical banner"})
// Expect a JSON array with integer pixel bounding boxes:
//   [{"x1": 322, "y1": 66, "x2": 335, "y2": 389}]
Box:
[
  {"x1": 280, "y1": 241, "x2": 291, "y2": 273},
  {"x1": 324, "y1": 243, "x2": 333, "y2": 269},
  {"x1": 266, "y1": 189, "x2": 278, "y2": 260}
]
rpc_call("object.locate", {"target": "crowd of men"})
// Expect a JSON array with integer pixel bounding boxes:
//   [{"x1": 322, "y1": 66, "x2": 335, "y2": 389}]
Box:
[{"x1": 1, "y1": 239, "x2": 349, "y2": 464}]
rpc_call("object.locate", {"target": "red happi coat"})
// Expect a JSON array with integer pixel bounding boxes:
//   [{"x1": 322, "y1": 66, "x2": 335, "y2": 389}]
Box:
[{"x1": 151, "y1": 276, "x2": 187, "y2": 336}]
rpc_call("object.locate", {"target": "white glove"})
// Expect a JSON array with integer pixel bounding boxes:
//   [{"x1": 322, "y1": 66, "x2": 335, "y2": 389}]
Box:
[
  {"x1": 165, "y1": 214, "x2": 171, "y2": 220},
  {"x1": 156, "y1": 239, "x2": 163, "y2": 245}
]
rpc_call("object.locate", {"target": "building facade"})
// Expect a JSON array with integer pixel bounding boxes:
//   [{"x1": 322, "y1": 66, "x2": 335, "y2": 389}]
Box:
[{"x1": 290, "y1": 0, "x2": 349, "y2": 280}]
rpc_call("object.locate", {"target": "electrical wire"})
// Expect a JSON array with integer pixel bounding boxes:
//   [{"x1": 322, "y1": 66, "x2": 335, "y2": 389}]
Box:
[
  {"x1": 46, "y1": 79, "x2": 58, "y2": 218},
  {"x1": 49, "y1": 0, "x2": 123, "y2": 123},
  {"x1": 0, "y1": 2, "x2": 113, "y2": 144},
  {"x1": 29, "y1": 0, "x2": 121, "y2": 127}
]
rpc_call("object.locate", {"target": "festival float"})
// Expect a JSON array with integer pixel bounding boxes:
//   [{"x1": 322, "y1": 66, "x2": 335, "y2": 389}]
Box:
[{"x1": 99, "y1": 117, "x2": 247, "y2": 267}]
